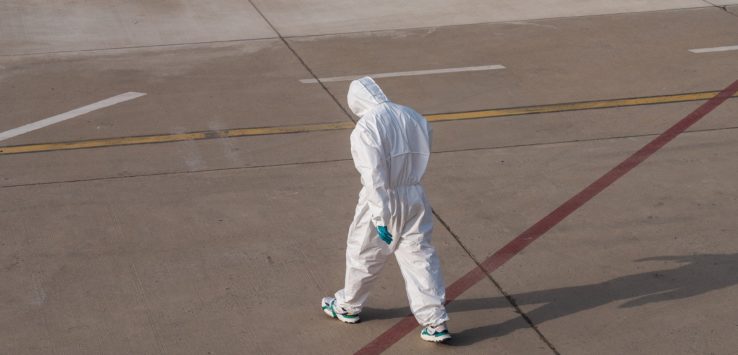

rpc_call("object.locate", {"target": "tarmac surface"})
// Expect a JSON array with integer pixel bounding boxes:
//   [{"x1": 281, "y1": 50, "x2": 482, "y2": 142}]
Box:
[{"x1": 2, "y1": 1, "x2": 738, "y2": 354}]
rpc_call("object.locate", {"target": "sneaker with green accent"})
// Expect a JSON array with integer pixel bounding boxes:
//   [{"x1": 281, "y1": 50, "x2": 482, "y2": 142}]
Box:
[
  {"x1": 321, "y1": 297, "x2": 360, "y2": 324},
  {"x1": 420, "y1": 323, "x2": 451, "y2": 343}
]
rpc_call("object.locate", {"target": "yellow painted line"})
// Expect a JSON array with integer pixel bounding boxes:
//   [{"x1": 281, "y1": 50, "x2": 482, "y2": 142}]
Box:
[
  {"x1": 425, "y1": 91, "x2": 727, "y2": 122},
  {"x1": 0, "y1": 122, "x2": 354, "y2": 155},
  {"x1": 1, "y1": 90, "x2": 735, "y2": 155},
  {"x1": 223, "y1": 122, "x2": 355, "y2": 137}
]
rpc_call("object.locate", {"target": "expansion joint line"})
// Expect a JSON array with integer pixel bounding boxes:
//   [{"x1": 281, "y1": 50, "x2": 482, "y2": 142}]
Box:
[
  {"x1": 431, "y1": 209, "x2": 561, "y2": 355},
  {"x1": 247, "y1": 0, "x2": 357, "y2": 124}
]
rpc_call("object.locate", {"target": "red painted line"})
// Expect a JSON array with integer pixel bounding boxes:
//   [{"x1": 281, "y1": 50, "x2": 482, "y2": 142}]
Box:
[{"x1": 355, "y1": 79, "x2": 738, "y2": 355}]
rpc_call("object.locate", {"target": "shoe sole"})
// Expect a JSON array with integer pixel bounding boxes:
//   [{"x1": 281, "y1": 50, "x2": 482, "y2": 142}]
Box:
[
  {"x1": 337, "y1": 313, "x2": 360, "y2": 324},
  {"x1": 421, "y1": 333, "x2": 451, "y2": 343}
]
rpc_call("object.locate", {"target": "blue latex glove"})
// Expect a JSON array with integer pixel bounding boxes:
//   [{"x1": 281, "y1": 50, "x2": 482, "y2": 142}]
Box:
[{"x1": 376, "y1": 226, "x2": 393, "y2": 245}]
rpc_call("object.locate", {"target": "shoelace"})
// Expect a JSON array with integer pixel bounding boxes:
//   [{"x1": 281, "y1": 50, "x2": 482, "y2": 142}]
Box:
[{"x1": 427, "y1": 325, "x2": 446, "y2": 334}]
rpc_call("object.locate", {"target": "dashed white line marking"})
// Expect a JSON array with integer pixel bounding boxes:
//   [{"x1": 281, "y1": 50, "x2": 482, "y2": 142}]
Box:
[
  {"x1": 300, "y1": 64, "x2": 506, "y2": 84},
  {"x1": 689, "y1": 45, "x2": 738, "y2": 53},
  {"x1": 0, "y1": 92, "x2": 146, "y2": 142}
]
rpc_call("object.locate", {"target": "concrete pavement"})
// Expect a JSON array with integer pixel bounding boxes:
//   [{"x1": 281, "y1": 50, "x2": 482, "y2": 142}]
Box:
[
  {"x1": 2, "y1": 1, "x2": 738, "y2": 354},
  {"x1": 251, "y1": 0, "x2": 712, "y2": 36},
  {"x1": 0, "y1": 1, "x2": 275, "y2": 55}
]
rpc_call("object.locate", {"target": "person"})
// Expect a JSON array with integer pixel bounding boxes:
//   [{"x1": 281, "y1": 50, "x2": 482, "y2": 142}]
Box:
[{"x1": 321, "y1": 77, "x2": 451, "y2": 343}]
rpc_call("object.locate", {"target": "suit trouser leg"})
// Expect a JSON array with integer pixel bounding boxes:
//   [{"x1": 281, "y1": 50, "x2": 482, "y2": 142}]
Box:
[
  {"x1": 335, "y1": 203, "x2": 391, "y2": 313},
  {"x1": 394, "y1": 214, "x2": 449, "y2": 326}
]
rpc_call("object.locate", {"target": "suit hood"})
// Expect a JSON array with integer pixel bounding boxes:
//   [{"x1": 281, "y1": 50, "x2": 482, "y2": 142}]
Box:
[{"x1": 347, "y1": 76, "x2": 389, "y2": 118}]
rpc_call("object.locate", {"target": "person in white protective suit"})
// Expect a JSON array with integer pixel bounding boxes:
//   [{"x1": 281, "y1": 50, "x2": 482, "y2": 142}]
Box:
[{"x1": 321, "y1": 77, "x2": 451, "y2": 343}]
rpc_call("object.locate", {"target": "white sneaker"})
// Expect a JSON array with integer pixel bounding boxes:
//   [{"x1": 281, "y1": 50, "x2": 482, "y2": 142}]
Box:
[
  {"x1": 321, "y1": 297, "x2": 360, "y2": 324},
  {"x1": 420, "y1": 323, "x2": 451, "y2": 343}
]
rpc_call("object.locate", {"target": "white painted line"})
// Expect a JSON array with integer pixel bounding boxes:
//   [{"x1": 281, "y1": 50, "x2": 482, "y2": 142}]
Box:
[
  {"x1": 689, "y1": 45, "x2": 738, "y2": 53},
  {"x1": 0, "y1": 92, "x2": 146, "y2": 142},
  {"x1": 300, "y1": 64, "x2": 506, "y2": 84}
]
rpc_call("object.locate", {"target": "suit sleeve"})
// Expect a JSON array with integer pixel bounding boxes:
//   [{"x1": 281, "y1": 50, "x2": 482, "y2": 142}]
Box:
[{"x1": 350, "y1": 122, "x2": 391, "y2": 228}]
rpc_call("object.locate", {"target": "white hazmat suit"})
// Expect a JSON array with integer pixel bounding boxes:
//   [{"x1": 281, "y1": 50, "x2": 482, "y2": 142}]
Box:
[{"x1": 334, "y1": 77, "x2": 449, "y2": 327}]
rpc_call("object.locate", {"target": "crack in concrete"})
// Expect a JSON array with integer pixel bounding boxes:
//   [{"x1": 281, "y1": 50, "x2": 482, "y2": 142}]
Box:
[{"x1": 702, "y1": 0, "x2": 738, "y2": 17}]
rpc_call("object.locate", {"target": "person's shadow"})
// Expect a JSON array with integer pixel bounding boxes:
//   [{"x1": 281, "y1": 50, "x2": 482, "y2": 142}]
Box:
[{"x1": 362, "y1": 253, "x2": 738, "y2": 346}]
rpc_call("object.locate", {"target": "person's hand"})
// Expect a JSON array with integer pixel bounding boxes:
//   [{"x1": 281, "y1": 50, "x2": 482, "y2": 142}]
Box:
[{"x1": 376, "y1": 226, "x2": 393, "y2": 245}]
